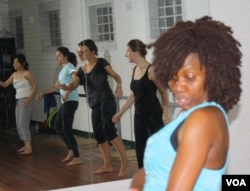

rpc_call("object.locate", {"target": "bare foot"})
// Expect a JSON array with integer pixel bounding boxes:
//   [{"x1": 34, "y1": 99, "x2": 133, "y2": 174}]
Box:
[
  {"x1": 17, "y1": 147, "x2": 25, "y2": 152},
  {"x1": 66, "y1": 157, "x2": 82, "y2": 166},
  {"x1": 118, "y1": 163, "x2": 128, "y2": 177},
  {"x1": 94, "y1": 166, "x2": 114, "y2": 174},
  {"x1": 20, "y1": 149, "x2": 32, "y2": 155},
  {"x1": 62, "y1": 151, "x2": 74, "y2": 162}
]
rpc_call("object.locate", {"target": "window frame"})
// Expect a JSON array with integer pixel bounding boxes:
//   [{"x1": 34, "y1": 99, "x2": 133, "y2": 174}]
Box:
[
  {"x1": 15, "y1": 16, "x2": 24, "y2": 49},
  {"x1": 85, "y1": 0, "x2": 116, "y2": 51},
  {"x1": 39, "y1": 0, "x2": 61, "y2": 53},
  {"x1": 9, "y1": 9, "x2": 24, "y2": 50},
  {"x1": 148, "y1": 0, "x2": 183, "y2": 40},
  {"x1": 48, "y1": 10, "x2": 61, "y2": 47}
]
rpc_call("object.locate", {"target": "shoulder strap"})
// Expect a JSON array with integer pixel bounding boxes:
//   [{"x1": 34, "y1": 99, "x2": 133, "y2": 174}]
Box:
[
  {"x1": 23, "y1": 71, "x2": 28, "y2": 78},
  {"x1": 132, "y1": 66, "x2": 136, "y2": 80},
  {"x1": 145, "y1": 64, "x2": 152, "y2": 75}
]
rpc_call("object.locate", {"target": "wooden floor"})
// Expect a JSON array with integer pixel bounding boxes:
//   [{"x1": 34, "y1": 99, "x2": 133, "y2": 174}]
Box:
[{"x1": 0, "y1": 125, "x2": 138, "y2": 191}]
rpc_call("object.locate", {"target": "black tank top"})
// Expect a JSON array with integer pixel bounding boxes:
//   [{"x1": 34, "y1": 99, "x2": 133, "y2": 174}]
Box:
[{"x1": 130, "y1": 65, "x2": 162, "y2": 115}]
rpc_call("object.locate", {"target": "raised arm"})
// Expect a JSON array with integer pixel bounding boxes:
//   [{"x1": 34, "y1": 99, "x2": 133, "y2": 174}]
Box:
[
  {"x1": 0, "y1": 73, "x2": 14, "y2": 88},
  {"x1": 37, "y1": 80, "x2": 60, "y2": 100}
]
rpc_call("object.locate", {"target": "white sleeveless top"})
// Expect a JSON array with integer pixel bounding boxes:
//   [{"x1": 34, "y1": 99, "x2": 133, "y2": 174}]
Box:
[{"x1": 13, "y1": 72, "x2": 32, "y2": 99}]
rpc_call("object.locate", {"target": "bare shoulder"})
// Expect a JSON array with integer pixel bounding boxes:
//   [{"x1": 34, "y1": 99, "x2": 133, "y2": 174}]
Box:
[
  {"x1": 177, "y1": 105, "x2": 229, "y2": 171},
  {"x1": 188, "y1": 106, "x2": 225, "y2": 125},
  {"x1": 148, "y1": 64, "x2": 155, "y2": 80},
  {"x1": 148, "y1": 64, "x2": 155, "y2": 73},
  {"x1": 25, "y1": 70, "x2": 34, "y2": 78},
  {"x1": 180, "y1": 106, "x2": 227, "y2": 141}
]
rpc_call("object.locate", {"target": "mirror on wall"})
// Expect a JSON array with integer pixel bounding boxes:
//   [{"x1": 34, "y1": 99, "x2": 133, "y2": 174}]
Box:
[
  {"x1": 1, "y1": 0, "x2": 210, "y2": 188},
  {"x1": 68, "y1": 0, "x2": 210, "y2": 185}
]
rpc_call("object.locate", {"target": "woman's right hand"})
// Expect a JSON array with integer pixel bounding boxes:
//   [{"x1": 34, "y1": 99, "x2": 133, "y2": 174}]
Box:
[
  {"x1": 112, "y1": 112, "x2": 122, "y2": 123},
  {"x1": 36, "y1": 93, "x2": 44, "y2": 101}
]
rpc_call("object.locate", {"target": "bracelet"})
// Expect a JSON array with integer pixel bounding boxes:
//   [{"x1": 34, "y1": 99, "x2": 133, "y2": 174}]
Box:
[
  {"x1": 117, "y1": 84, "x2": 122, "y2": 88},
  {"x1": 129, "y1": 188, "x2": 139, "y2": 191}
]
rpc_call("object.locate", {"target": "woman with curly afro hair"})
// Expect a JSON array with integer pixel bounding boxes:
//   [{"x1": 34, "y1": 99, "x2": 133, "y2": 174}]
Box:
[{"x1": 129, "y1": 16, "x2": 242, "y2": 191}]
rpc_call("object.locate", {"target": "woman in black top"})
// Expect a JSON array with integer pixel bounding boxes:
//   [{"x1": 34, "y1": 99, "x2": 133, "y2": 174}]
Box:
[
  {"x1": 112, "y1": 39, "x2": 170, "y2": 168},
  {"x1": 62, "y1": 39, "x2": 128, "y2": 177}
]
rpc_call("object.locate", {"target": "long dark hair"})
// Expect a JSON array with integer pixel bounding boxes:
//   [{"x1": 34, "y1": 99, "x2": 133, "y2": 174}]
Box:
[
  {"x1": 13, "y1": 54, "x2": 29, "y2": 70},
  {"x1": 57, "y1": 47, "x2": 77, "y2": 67}
]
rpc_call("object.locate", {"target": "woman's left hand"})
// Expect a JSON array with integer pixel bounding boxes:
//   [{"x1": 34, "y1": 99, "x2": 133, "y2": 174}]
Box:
[
  {"x1": 163, "y1": 114, "x2": 171, "y2": 125},
  {"x1": 115, "y1": 86, "x2": 123, "y2": 97},
  {"x1": 23, "y1": 98, "x2": 31, "y2": 107}
]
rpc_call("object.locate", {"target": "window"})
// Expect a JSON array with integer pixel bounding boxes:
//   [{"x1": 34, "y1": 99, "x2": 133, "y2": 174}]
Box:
[
  {"x1": 86, "y1": 0, "x2": 116, "y2": 51},
  {"x1": 9, "y1": 9, "x2": 24, "y2": 49},
  {"x1": 148, "y1": 0, "x2": 183, "y2": 39},
  {"x1": 97, "y1": 5, "x2": 114, "y2": 41},
  {"x1": 89, "y1": 3, "x2": 114, "y2": 42},
  {"x1": 39, "y1": 0, "x2": 61, "y2": 51},
  {"x1": 48, "y1": 11, "x2": 61, "y2": 46},
  {"x1": 158, "y1": 0, "x2": 182, "y2": 34},
  {"x1": 15, "y1": 17, "x2": 24, "y2": 49}
]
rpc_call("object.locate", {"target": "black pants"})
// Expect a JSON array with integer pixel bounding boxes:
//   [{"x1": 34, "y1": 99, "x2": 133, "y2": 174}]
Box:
[
  {"x1": 134, "y1": 112, "x2": 164, "y2": 168},
  {"x1": 91, "y1": 98, "x2": 117, "y2": 144},
  {"x1": 54, "y1": 101, "x2": 79, "y2": 157}
]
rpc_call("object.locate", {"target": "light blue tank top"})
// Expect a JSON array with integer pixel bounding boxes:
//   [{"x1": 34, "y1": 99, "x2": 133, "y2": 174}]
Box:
[
  {"x1": 58, "y1": 63, "x2": 78, "y2": 103},
  {"x1": 143, "y1": 101, "x2": 229, "y2": 191}
]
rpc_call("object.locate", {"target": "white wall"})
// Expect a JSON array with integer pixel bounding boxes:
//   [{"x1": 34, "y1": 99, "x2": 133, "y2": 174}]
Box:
[
  {"x1": 4, "y1": 0, "x2": 210, "y2": 138},
  {"x1": 210, "y1": 0, "x2": 250, "y2": 174}
]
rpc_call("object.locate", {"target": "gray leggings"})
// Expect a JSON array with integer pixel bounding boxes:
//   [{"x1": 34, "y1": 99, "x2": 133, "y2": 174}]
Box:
[{"x1": 15, "y1": 97, "x2": 33, "y2": 141}]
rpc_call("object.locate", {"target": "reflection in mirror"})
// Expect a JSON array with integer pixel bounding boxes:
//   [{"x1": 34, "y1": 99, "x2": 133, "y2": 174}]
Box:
[
  {"x1": 2, "y1": 0, "x2": 210, "y2": 189},
  {"x1": 81, "y1": 0, "x2": 210, "y2": 185}
]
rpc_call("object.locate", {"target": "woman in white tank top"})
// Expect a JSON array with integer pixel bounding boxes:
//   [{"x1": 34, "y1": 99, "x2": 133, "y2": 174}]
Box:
[{"x1": 0, "y1": 54, "x2": 37, "y2": 155}]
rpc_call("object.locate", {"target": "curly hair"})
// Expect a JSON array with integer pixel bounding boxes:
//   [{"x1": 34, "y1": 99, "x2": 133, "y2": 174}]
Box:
[{"x1": 153, "y1": 16, "x2": 242, "y2": 112}]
